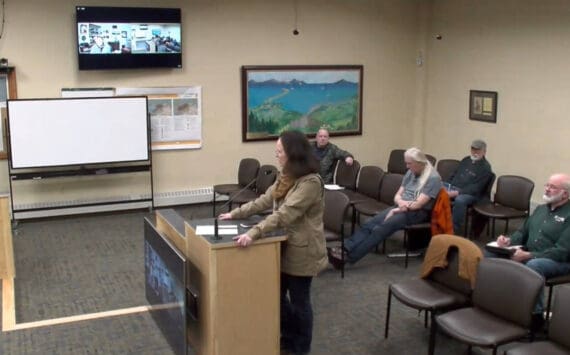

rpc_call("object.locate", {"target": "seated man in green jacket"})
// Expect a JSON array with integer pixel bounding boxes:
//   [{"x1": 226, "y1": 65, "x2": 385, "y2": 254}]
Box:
[
  {"x1": 312, "y1": 127, "x2": 354, "y2": 184},
  {"x1": 488, "y1": 173, "x2": 570, "y2": 325}
]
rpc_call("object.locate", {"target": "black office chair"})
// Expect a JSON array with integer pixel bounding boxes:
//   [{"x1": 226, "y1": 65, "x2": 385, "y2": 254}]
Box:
[
  {"x1": 385, "y1": 242, "x2": 476, "y2": 355},
  {"x1": 334, "y1": 159, "x2": 361, "y2": 190},
  {"x1": 212, "y1": 158, "x2": 260, "y2": 216},
  {"x1": 388, "y1": 188, "x2": 452, "y2": 268},
  {"x1": 544, "y1": 272, "x2": 570, "y2": 324},
  {"x1": 505, "y1": 285, "x2": 570, "y2": 354},
  {"x1": 341, "y1": 165, "x2": 384, "y2": 205},
  {"x1": 436, "y1": 159, "x2": 460, "y2": 183},
  {"x1": 228, "y1": 164, "x2": 278, "y2": 209},
  {"x1": 385, "y1": 149, "x2": 404, "y2": 174},
  {"x1": 426, "y1": 154, "x2": 437, "y2": 167},
  {"x1": 432, "y1": 258, "x2": 544, "y2": 355},
  {"x1": 472, "y1": 175, "x2": 534, "y2": 238},
  {"x1": 323, "y1": 191, "x2": 351, "y2": 278},
  {"x1": 352, "y1": 173, "x2": 403, "y2": 233},
  {"x1": 464, "y1": 173, "x2": 496, "y2": 239}
]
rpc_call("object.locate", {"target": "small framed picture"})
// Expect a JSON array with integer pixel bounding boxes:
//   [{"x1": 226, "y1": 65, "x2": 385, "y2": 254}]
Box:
[{"x1": 469, "y1": 90, "x2": 498, "y2": 123}]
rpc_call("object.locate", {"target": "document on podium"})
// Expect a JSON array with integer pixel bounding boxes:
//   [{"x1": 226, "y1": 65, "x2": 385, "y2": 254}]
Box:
[{"x1": 196, "y1": 224, "x2": 238, "y2": 235}]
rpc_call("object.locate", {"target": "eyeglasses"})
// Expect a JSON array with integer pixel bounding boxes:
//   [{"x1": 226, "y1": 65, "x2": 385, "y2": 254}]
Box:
[{"x1": 544, "y1": 183, "x2": 566, "y2": 191}]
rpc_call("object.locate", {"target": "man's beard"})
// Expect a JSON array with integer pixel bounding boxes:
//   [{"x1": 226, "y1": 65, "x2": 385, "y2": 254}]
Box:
[
  {"x1": 470, "y1": 154, "x2": 482, "y2": 162},
  {"x1": 543, "y1": 191, "x2": 565, "y2": 204}
]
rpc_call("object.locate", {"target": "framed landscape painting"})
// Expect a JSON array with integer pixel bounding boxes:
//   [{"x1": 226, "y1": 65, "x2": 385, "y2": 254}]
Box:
[{"x1": 241, "y1": 65, "x2": 363, "y2": 142}]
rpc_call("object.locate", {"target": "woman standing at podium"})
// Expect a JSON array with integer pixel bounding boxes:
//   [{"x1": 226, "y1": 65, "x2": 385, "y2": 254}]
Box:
[{"x1": 219, "y1": 130, "x2": 327, "y2": 355}]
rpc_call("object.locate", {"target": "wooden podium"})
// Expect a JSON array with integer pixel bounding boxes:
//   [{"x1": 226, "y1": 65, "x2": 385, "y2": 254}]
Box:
[{"x1": 155, "y1": 210, "x2": 286, "y2": 355}]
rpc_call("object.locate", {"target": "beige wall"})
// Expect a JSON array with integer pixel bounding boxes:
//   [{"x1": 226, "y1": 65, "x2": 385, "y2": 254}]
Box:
[
  {"x1": 8, "y1": 0, "x2": 566, "y2": 206},
  {"x1": 0, "y1": 0, "x2": 420, "y2": 202},
  {"x1": 422, "y1": 0, "x2": 570, "y2": 202}
]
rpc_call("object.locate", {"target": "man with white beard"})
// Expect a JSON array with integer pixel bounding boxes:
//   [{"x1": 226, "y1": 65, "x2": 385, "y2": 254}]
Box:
[
  {"x1": 490, "y1": 173, "x2": 570, "y2": 329},
  {"x1": 446, "y1": 139, "x2": 493, "y2": 234}
]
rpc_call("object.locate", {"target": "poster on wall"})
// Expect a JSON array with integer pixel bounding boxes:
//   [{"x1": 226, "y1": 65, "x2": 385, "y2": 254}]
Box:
[{"x1": 116, "y1": 86, "x2": 202, "y2": 150}]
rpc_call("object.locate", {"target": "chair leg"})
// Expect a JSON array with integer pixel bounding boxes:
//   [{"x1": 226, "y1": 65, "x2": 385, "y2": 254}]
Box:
[
  {"x1": 384, "y1": 288, "x2": 392, "y2": 338},
  {"x1": 404, "y1": 229, "x2": 409, "y2": 268},
  {"x1": 504, "y1": 219, "x2": 510, "y2": 235},
  {"x1": 351, "y1": 208, "x2": 356, "y2": 235},
  {"x1": 212, "y1": 192, "x2": 216, "y2": 217},
  {"x1": 340, "y1": 233, "x2": 345, "y2": 279},
  {"x1": 545, "y1": 284, "x2": 554, "y2": 322},
  {"x1": 424, "y1": 310, "x2": 428, "y2": 328},
  {"x1": 428, "y1": 312, "x2": 437, "y2": 355},
  {"x1": 464, "y1": 210, "x2": 469, "y2": 239}
]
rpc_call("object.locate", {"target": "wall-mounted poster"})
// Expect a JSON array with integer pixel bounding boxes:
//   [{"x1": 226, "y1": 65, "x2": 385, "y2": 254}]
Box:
[{"x1": 116, "y1": 86, "x2": 202, "y2": 150}]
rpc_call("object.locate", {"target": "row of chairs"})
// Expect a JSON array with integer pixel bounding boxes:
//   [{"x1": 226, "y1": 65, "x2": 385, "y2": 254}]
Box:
[
  {"x1": 335, "y1": 152, "x2": 537, "y2": 239},
  {"x1": 386, "y1": 235, "x2": 570, "y2": 355},
  {"x1": 218, "y1": 155, "x2": 535, "y2": 244}
]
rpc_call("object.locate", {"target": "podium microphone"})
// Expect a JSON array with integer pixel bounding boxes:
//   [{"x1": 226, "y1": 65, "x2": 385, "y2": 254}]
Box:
[{"x1": 213, "y1": 169, "x2": 272, "y2": 239}]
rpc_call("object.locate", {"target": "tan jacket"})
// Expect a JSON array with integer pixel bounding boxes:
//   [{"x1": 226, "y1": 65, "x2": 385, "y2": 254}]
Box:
[
  {"x1": 230, "y1": 173, "x2": 328, "y2": 276},
  {"x1": 421, "y1": 234, "x2": 483, "y2": 289}
]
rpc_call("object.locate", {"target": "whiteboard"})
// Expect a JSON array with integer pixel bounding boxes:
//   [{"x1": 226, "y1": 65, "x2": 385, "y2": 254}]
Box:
[{"x1": 8, "y1": 97, "x2": 149, "y2": 169}]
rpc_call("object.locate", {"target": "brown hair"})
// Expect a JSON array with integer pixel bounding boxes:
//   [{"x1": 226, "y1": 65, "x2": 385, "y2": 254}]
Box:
[{"x1": 279, "y1": 130, "x2": 319, "y2": 178}]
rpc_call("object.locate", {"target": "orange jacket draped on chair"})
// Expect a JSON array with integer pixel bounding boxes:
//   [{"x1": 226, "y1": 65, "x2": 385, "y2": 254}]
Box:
[{"x1": 430, "y1": 188, "x2": 453, "y2": 235}]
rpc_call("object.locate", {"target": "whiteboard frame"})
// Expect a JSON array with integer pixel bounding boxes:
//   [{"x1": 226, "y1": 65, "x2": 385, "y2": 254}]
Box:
[{"x1": 7, "y1": 96, "x2": 150, "y2": 170}]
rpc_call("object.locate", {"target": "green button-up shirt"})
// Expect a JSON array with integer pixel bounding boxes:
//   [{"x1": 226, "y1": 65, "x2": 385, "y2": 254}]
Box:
[{"x1": 510, "y1": 201, "x2": 570, "y2": 262}]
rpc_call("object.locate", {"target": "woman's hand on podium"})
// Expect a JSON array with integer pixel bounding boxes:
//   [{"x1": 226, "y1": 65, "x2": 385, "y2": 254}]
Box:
[
  {"x1": 218, "y1": 213, "x2": 232, "y2": 220},
  {"x1": 233, "y1": 234, "x2": 252, "y2": 247}
]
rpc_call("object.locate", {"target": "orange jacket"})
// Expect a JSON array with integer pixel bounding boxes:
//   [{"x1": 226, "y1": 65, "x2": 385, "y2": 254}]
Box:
[{"x1": 430, "y1": 188, "x2": 453, "y2": 235}]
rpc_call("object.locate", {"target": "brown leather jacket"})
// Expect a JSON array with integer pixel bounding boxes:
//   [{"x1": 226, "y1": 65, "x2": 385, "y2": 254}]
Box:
[{"x1": 230, "y1": 173, "x2": 328, "y2": 276}]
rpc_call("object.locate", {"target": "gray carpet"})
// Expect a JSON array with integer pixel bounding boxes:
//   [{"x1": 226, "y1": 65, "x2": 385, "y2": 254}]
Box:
[{"x1": 0, "y1": 204, "x2": 528, "y2": 354}]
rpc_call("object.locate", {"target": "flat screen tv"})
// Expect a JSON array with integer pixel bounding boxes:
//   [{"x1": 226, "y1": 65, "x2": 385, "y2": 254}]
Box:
[
  {"x1": 144, "y1": 218, "x2": 187, "y2": 355},
  {"x1": 76, "y1": 6, "x2": 182, "y2": 70}
]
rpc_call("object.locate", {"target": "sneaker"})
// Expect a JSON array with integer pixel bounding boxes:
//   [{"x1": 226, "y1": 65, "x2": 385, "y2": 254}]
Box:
[{"x1": 326, "y1": 247, "x2": 346, "y2": 270}]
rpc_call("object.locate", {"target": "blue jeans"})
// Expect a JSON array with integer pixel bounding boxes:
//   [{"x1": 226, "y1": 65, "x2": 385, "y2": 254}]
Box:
[
  {"x1": 451, "y1": 194, "x2": 477, "y2": 234},
  {"x1": 280, "y1": 273, "x2": 313, "y2": 354},
  {"x1": 485, "y1": 251, "x2": 570, "y2": 313},
  {"x1": 344, "y1": 207, "x2": 430, "y2": 264}
]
